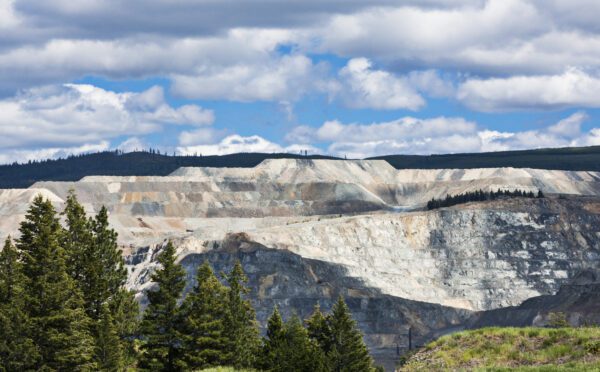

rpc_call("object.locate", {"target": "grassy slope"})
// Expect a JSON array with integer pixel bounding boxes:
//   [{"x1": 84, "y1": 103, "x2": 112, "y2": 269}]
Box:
[{"x1": 401, "y1": 327, "x2": 600, "y2": 371}]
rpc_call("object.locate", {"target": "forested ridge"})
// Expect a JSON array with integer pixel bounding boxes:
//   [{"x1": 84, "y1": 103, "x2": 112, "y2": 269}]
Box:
[
  {"x1": 0, "y1": 193, "x2": 380, "y2": 371},
  {"x1": 2, "y1": 145, "x2": 600, "y2": 189}
]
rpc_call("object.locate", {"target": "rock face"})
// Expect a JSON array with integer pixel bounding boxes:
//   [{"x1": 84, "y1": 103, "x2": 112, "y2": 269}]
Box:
[{"x1": 2, "y1": 159, "x2": 600, "y2": 370}]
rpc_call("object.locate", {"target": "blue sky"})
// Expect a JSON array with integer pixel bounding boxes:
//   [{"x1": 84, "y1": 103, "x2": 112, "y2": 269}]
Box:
[{"x1": 1, "y1": 0, "x2": 600, "y2": 162}]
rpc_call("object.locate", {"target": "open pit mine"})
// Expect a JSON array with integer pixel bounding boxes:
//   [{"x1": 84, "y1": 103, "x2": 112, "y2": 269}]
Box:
[{"x1": 1, "y1": 158, "x2": 600, "y2": 370}]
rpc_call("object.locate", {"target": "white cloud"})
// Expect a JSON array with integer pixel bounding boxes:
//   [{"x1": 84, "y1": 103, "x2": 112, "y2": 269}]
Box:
[
  {"x1": 338, "y1": 58, "x2": 425, "y2": 110},
  {"x1": 287, "y1": 112, "x2": 599, "y2": 157},
  {"x1": 116, "y1": 137, "x2": 147, "y2": 153},
  {"x1": 0, "y1": 83, "x2": 213, "y2": 152},
  {"x1": 171, "y1": 54, "x2": 329, "y2": 102},
  {"x1": 177, "y1": 134, "x2": 317, "y2": 156},
  {"x1": 458, "y1": 69, "x2": 600, "y2": 111},
  {"x1": 178, "y1": 128, "x2": 224, "y2": 146},
  {"x1": 0, "y1": 141, "x2": 110, "y2": 164}
]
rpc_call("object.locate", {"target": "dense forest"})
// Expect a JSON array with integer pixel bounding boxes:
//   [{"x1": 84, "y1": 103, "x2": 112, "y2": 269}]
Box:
[
  {"x1": 426, "y1": 189, "x2": 544, "y2": 210},
  {"x1": 372, "y1": 145, "x2": 600, "y2": 171},
  {"x1": 0, "y1": 193, "x2": 380, "y2": 371},
  {"x1": 2, "y1": 145, "x2": 600, "y2": 189}
]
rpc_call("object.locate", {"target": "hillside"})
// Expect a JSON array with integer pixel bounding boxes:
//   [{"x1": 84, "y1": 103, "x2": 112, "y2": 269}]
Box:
[
  {"x1": 2, "y1": 145, "x2": 600, "y2": 189},
  {"x1": 400, "y1": 327, "x2": 600, "y2": 371},
  {"x1": 0, "y1": 151, "x2": 340, "y2": 189},
  {"x1": 370, "y1": 145, "x2": 600, "y2": 171}
]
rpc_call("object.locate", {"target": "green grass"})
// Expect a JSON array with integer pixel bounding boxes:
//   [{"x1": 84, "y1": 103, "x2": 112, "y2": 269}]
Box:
[{"x1": 400, "y1": 327, "x2": 600, "y2": 371}]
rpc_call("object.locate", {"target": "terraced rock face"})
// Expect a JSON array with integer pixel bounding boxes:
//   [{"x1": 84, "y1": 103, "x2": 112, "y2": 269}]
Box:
[{"x1": 1, "y1": 159, "x2": 600, "y2": 370}]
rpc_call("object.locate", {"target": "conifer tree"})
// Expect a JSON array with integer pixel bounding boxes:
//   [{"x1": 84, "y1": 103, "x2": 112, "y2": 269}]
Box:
[
  {"x1": 179, "y1": 261, "x2": 228, "y2": 369},
  {"x1": 262, "y1": 308, "x2": 327, "y2": 372},
  {"x1": 282, "y1": 314, "x2": 327, "y2": 372},
  {"x1": 223, "y1": 260, "x2": 261, "y2": 368},
  {"x1": 0, "y1": 237, "x2": 39, "y2": 370},
  {"x1": 63, "y1": 193, "x2": 128, "y2": 319},
  {"x1": 109, "y1": 288, "x2": 140, "y2": 365},
  {"x1": 262, "y1": 306, "x2": 285, "y2": 369},
  {"x1": 17, "y1": 195, "x2": 96, "y2": 370},
  {"x1": 306, "y1": 304, "x2": 332, "y2": 353},
  {"x1": 95, "y1": 303, "x2": 124, "y2": 371},
  {"x1": 63, "y1": 189, "x2": 93, "y2": 284},
  {"x1": 139, "y1": 241, "x2": 186, "y2": 371},
  {"x1": 328, "y1": 296, "x2": 374, "y2": 372}
]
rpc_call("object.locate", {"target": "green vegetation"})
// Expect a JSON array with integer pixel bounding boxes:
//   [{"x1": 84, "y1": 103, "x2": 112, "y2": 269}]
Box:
[
  {"x1": 427, "y1": 189, "x2": 543, "y2": 210},
  {"x1": 371, "y1": 145, "x2": 600, "y2": 171},
  {"x1": 400, "y1": 327, "x2": 600, "y2": 371},
  {"x1": 0, "y1": 192, "x2": 378, "y2": 371}
]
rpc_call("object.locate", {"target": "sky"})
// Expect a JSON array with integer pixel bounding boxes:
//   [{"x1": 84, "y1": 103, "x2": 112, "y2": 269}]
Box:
[{"x1": 1, "y1": 0, "x2": 600, "y2": 163}]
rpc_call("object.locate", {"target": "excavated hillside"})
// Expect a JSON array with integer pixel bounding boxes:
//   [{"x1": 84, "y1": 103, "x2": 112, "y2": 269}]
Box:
[{"x1": 1, "y1": 159, "x2": 600, "y2": 370}]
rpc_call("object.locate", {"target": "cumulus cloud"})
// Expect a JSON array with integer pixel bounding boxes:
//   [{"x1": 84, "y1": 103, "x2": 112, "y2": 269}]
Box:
[
  {"x1": 171, "y1": 54, "x2": 331, "y2": 102},
  {"x1": 458, "y1": 69, "x2": 600, "y2": 111},
  {"x1": 287, "y1": 112, "x2": 600, "y2": 158},
  {"x1": 0, "y1": 83, "x2": 213, "y2": 161},
  {"x1": 0, "y1": 141, "x2": 110, "y2": 165},
  {"x1": 177, "y1": 134, "x2": 318, "y2": 156},
  {"x1": 337, "y1": 58, "x2": 425, "y2": 110}
]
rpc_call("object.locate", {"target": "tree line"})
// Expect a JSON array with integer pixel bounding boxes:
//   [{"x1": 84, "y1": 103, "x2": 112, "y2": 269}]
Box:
[
  {"x1": 0, "y1": 193, "x2": 379, "y2": 371},
  {"x1": 426, "y1": 189, "x2": 544, "y2": 210}
]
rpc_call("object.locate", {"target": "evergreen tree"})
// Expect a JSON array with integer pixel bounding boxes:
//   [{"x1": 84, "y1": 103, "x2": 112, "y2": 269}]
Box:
[
  {"x1": 262, "y1": 309, "x2": 327, "y2": 372},
  {"x1": 0, "y1": 237, "x2": 39, "y2": 370},
  {"x1": 139, "y1": 241, "x2": 186, "y2": 371},
  {"x1": 62, "y1": 189, "x2": 93, "y2": 285},
  {"x1": 95, "y1": 303, "x2": 124, "y2": 371},
  {"x1": 223, "y1": 260, "x2": 261, "y2": 368},
  {"x1": 109, "y1": 288, "x2": 140, "y2": 366},
  {"x1": 17, "y1": 195, "x2": 96, "y2": 371},
  {"x1": 328, "y1": 296, "x2": 374, "y2": 372},
  {"x1": 179, "y1": 261, "x2": 228, "y2": 370},
  {"x1": 306, "y1": 304, "x2": 332, "y2": 353},
  {"x1": 262, "y1": 306, "x2": 285, "y2": 369},
  {"x1": 63, "y1": 193, "x2": 127, "y2": 320}
]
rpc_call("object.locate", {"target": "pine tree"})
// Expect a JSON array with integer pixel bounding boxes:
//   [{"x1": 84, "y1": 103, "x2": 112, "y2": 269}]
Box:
[
  {"x1": 62, "y1": 189, "x2": 93, "y2": 284},
  {"x1": 109, "y1": 288, "x2": 140, "y2": 366},
  {"x1": 139, "y1": 241, "x2": 186, "y2": 371},
  {"x1": 63, "y1": 193, "x2": 127, "y2": 320},
  {"x1": 262, "y1": 308, "x2": 327, "y2": 372},
  {"x1": 0, "y1": 237, "x2": 39, "y2": 370},
  {"x1": 306, "y1": 304, "x2": 332, "y2": 353},
  {"x1": 328, "y1": 296, "x2": 374, "y2": 372},
  {"x1": 282, "y1": 314, "x2": 327, "y2": 372},
  {"x1": 262, "y1": 306, "x2": 285, "y2": 369},
  {"x1": 95, "y1": 303, "x2": 124, "y2": 371},
  {"x1": 17, "y1": 195, "x2": 96, "y2": 370},
  {"x1": 179, "y1": 261, "x2": 228, "y2": 369},
  {"x1": 223, "y1": 260, "x2": 261, "y2": 368}
]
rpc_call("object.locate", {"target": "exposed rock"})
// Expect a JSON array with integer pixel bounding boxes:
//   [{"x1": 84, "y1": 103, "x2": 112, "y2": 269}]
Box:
[{"x1": 2, "y1": 159, "x2": 600, "y2": 370}]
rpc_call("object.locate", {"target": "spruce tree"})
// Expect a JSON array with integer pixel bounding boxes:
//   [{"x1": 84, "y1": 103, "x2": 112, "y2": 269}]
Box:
[
  {"x1": 63, "y1": 193, "x2": 127, "y2": 319},
  {"x1": 306, "y1": 304, "x2": 332, "y2": 353},
  {"x1": 262, "y1": 306, "x2": 285, "y2": 369},
  {"x1": 179, "y1": 261, "x2": 228, "y2": 369},
  {"x1": 328, "y1": 296, "x2": 374, "y2": 372},
  {"x1": 223, "y1": 260, "x2": 260, "y2": 368},
  {"x1": 262, "y1": 308, "x2": 327, "y2": 372},
  {"x1": 17, "y1": 195, "x2": 96, "y2": 371},
  {"x1": 139, "y1": 241, "x2": 186, "y2": 371},
  {"x1": 95, "y1": 303, "x2": 124, "y2": 371},
  {"x1": 109, "y1": 288, "x2": 140, "y2": 365},
  {"x1": 0, "y1": 237, "x2": 39, "y2": 370},
  {"x1": 62, "y1": 189, "x2": 93, "y2": 285},
  {"x1": 282, "y1": 314, "x2": 327, "y2": 372}
]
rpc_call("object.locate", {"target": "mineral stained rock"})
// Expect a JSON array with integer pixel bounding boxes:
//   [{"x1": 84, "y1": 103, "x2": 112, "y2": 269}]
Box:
[{"x1": 1, "y1": 159, "x2": 600, "y2": 370}]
